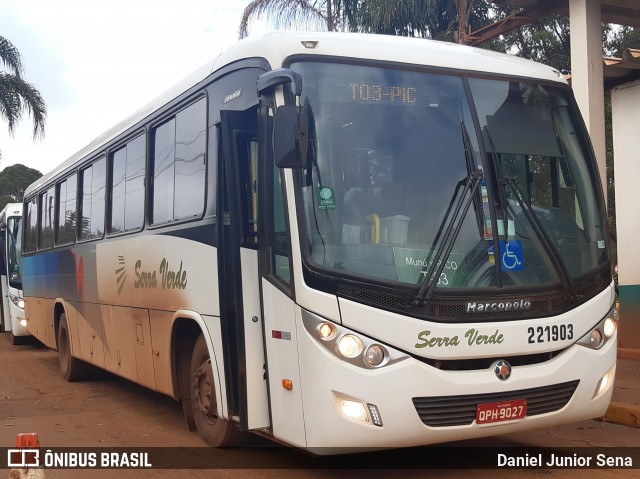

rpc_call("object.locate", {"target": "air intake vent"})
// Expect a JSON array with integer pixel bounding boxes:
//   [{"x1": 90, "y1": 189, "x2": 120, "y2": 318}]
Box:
[{"x1": 412, "y1": 380, "x2": 579, "y2": 427}]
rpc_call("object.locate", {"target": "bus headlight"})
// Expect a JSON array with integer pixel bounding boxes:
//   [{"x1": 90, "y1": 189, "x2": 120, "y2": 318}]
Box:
[
  {"x1": 318, "y1": 322, "x2": 336, "y2": 340},
  {"x1": 603, "y1": 317, "x2": 616, "y2": 338},
  {"x1": 364, "y1": 345, "x2": 386, "y2": 367},
  {"x1": 301, "y1": 309, "x2": 407, "y2": 369},
  {"x1": 9, "y1": 293, "x2": 24, "y2": 310},
  {"x1": 588, "y1": 329, "x2": 603, "y2": 348},
  {"x1": 337, "y1": 335, "x2": 363, "y2": 358},
  {"x1": 578, "y1": 304, "x2": 618, "y2": 350}
]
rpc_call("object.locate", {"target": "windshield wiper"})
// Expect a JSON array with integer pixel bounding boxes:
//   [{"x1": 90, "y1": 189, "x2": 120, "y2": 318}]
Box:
[
  {"x1": 482, "y1": 126, "x2": 577, "y2": 298},
  {"x1": 414, "y1": 170, "x2": 483, "y2": 306},
  {"x1": 461, "y1": 121, "x2": 484, "y2": 239},
  {"x1": 502, "y1": 176, "x2": 577, "y2": 298}
]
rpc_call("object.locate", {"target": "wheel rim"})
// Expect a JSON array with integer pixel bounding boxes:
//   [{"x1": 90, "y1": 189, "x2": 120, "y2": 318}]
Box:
[
  {"x1": 192, "y1": 357, "x2": 218, "y2": 425},
  {"x1": 59, "y1": 328, "x2": 69, "y2": 372}
]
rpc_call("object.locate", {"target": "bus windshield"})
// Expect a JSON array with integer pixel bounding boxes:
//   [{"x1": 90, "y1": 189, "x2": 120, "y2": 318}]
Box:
[
  {"x1": 292, "y1": 61, "x2": 608, "y2": 290},
  {"x1": 7, "y1": 217, "x2": 22, "y2": 288}
]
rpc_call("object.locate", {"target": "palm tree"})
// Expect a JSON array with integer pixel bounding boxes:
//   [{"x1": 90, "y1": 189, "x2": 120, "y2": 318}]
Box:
[
  {"x1": 0, "y1": 36, "x2": 46, "y2": 139},
  {"x1": 238, "y1": 0, "x2": 489, "y2": 42},
  {"x1": 239, "y1": 0, "x2": 353, "y2": 38}
]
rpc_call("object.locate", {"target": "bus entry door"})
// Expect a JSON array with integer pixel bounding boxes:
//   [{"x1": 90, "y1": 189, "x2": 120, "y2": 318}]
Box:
[{"x1": 220, "y1": 108, "x2": 270, "y2": 431}]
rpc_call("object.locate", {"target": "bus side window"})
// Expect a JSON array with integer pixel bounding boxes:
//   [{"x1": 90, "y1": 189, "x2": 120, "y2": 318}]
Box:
[
  {"x1": 56, "y1": 174, "x2": 77, "y2": 245},
  {"x1": 24, "y1": 198, "x2": 37, "y2": 253},
  {"x1": 110, "y1": 134, "x2": 145, "y2": 233},
  {"x1": 80, "y1": 157, "x2": 106, "y2": 241},
  {"x1": 39, "y1": 186, "x2": 55, "y2": 250},
  {"x1": 151, "y1": 97, "x2": 206, "y2": 225}
]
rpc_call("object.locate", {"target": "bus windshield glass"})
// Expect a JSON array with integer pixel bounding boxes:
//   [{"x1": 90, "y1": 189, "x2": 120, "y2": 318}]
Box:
[
  {"x1": 7, "y1": 217, "x2": 22, "y2": 287},
  {"x1": 292, "y1": 61, "x2": 608, "y2": 290}
]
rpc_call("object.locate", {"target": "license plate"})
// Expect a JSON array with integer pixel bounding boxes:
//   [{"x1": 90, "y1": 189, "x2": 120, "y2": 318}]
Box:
[{"x1": 476, "y1": 399, "x2": 527, "y2": 424}]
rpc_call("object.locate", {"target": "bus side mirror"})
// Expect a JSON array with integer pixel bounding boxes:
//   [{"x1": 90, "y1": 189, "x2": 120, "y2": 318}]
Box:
[{"x1": 273, "y1": 105, "x2": 308, "y2": 169}]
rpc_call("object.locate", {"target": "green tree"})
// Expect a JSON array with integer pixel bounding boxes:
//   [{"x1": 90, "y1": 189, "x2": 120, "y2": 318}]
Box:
[
  {"x1": 238, "y1": 0, "x2": 494, "y2": 41},
  {"x1": 0, "y1": 36, "x2": 46, "y2": 139},
  {"x1": 0, "y1": 163, "x2": 42, "y2": 209},
  {"x1": 239, "y1": 0, "x2": 354, "y2": 38},
  {"x1": 345, "y1": 0, "x2": 493, "y2": 41}
]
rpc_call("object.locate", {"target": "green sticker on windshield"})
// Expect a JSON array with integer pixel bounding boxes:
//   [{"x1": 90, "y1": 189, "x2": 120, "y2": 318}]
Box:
[
  {"x1": 317, "y1": 186, "x2": 336, "y2": 210},
  {"x1": 393, "y1": 248, "x2": 465, "y2": 286}
]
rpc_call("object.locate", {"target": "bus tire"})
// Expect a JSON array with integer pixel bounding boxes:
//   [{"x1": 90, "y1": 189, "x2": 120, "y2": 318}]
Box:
[
  {"x1": 57, "y1": 313, "x2": 90, "y2": 382},
  {"x1": 190, "y1": 334, "x2": 248, "y2": 447}
]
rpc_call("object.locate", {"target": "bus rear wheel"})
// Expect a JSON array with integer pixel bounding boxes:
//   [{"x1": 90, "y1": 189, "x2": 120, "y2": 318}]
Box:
[
  {"x1": 57, "y1": 313, "x2": 90, "y2": 381},
  {"x1": 190, "y1": 334, "x2": 248, "y2": 447}
]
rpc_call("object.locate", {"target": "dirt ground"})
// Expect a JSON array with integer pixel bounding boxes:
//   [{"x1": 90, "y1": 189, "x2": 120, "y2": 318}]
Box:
[{"x1": 1, "y1": 333, "x2": 639, "y2": 479}]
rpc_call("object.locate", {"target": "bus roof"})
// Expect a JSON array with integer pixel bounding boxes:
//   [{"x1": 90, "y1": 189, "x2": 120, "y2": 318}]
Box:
[
  {"x1": 0, "y1": 203, "x2": 23, "y2": 218},
  {"x1": 26, "y1": 31, "x2": 566, "y2": 197}
]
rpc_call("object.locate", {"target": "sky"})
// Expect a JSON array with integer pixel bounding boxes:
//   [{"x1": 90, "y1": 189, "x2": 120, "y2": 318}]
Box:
[{"x1": 0, "y1": 0, "x2": 270, "y2": 176}]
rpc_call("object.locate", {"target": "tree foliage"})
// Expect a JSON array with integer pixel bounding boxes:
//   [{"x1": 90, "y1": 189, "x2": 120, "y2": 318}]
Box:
[
  {"x1": 0, "y1": 164, "x2": 42, "y2": 210},
  {"x1": 0, "y1": 35, "x2": 46, "y2": 139},
  {"x1": 238, "y1": 0, "x2": 494, "y2": 41}
]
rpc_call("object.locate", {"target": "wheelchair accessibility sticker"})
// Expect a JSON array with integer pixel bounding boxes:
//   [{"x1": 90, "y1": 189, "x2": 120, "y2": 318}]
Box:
[{"x1": 500, "y1": 240, "x2": 524, "y2": 271}]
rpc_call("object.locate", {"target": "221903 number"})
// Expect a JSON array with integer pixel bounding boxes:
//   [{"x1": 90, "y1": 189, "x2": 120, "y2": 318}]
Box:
[{"x1": 527, "y1": 324, "x2": 573, "y2": 344}]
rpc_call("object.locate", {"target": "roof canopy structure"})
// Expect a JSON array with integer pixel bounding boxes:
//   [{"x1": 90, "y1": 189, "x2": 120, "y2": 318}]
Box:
[
  {"x1": 461, "y1": 0, "x2": 640, "y2": 202},
  {"x1": 490, "y1": 0, "x2": 640, "y2": 28},
  {"x1": 603, "y1": 48, "x2": 640, "y2": 88},
  {"x1": 463, "y1": 0, "x2": 640, "y2": 87},
  {"x1": 464, "y1": 0, "x2": 640, "y2": 45}
]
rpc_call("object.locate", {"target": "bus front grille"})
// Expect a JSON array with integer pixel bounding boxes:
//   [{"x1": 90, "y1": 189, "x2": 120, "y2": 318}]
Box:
[{"x1": 412, "y1": 380, "x2": 580, "y2": 427}]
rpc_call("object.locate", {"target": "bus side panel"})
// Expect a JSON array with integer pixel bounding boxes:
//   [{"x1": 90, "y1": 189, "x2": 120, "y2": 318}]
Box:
[
  {"x1": 148, "y1": 309, "x2": 173, "y2": 396},
  {"x1": 95, "y1": 236, "x2": 219, "y2": 316},
  {"x1": 64, "y1": 301, "x2": 83, "y2": 359},
  {"x1": 1, "y1": 272, "x2": 10, "y2": 332},
  {"x1": 75, "y1": 302, "x2": 106, "y2": 368},
  {"x1": 101, "y1": 304, "x2": 138, "y2": 382},
  {"x1": 132, "y1": 308, "x2": 156, "y2": 390},
  {"x1": 25, "y1": 297, "x2": 56, "y2": 349},
  {"x1": 261, "y1": 280, "x2": 306, "y2": 448}
]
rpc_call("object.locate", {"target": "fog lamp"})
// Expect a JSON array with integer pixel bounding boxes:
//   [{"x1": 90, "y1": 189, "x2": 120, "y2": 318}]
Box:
[
  {"x1": 593, "y1": 364, "x2": 616, "y2": 399},
  {"x1": 338, "y1": 334, "x2": 363, "y2": 358},
  {"x1": 338, "y1": 399, "x2": 368, "y2": 422},
  {"x1": 19, "y1": 319, "x2": 27, "y2": 328}
]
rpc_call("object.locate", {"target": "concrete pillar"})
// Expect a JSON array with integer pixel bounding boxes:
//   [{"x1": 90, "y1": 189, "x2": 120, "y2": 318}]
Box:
[
  {"x1": 569, "y1": 0, "x2": 607, "y2": 201},
  {"x1": 612, "y1": 80, "x2": 640, "y2": 349}
]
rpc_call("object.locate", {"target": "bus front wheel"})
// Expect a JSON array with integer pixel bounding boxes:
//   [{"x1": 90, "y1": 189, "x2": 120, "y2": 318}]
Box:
[
  {"x1": 57, "y1": 313, "x2": 90, "y2": 381},
  {"x1": 190, "y1": 334, "x2": 248, "y2": 447}
]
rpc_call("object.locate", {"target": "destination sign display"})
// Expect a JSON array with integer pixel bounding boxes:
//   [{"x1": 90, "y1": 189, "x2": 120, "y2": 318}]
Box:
[{"x1": 350, "y1": 83, "x2": 417, "y2": 103}]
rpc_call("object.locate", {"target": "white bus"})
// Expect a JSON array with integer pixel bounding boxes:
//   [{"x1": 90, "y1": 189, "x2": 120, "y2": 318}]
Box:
[
  {"x1": 22, "y1": 32, "x2": 617, "y2": 453},
  {"x1": 0, "y1": 203, "x2": 28, "y2": 345}
]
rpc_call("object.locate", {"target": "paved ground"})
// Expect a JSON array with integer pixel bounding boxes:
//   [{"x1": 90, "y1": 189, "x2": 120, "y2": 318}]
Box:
[
  {"x1": 1, "y1": 334, "x2": 639, "y2": 478},
  {"x1": 603, "y1": 351, "x2": 640, "y2": 428}
]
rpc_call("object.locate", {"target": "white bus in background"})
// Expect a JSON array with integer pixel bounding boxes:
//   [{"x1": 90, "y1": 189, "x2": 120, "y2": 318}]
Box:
[
  {"x1": 21, "y1": 32, "x2": 617, "y2": 454},
  {"x1": 0, "y1": 203, "x2": 27, "y2": 344}
]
